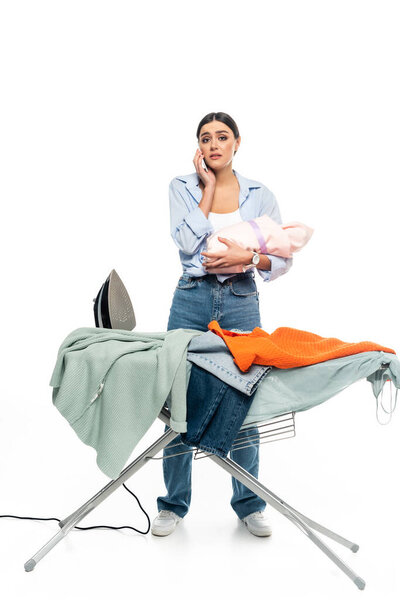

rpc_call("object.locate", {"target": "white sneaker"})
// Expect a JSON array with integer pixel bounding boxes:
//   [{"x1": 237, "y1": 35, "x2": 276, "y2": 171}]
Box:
[
  {"x1": 242, "y1": 511, "x2": 272, "y2": 537},
  {"x1": 151, "y1": 510, "x2": 182, "y2": 536}
]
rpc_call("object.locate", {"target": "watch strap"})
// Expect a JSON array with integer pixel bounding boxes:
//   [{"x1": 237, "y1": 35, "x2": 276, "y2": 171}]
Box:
[{"x1": 242, "y1": 263, "x2": 254, "y2": 272}]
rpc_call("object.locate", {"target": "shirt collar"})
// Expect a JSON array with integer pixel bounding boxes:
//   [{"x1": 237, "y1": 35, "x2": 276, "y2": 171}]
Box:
[{"x1": 176, "y1": 169, "x2": 261, "y2": 206}]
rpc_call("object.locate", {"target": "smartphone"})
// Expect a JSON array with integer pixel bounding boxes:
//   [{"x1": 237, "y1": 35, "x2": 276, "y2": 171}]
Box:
[
  {"x1": 201, "y1": 158, "x2": 208, "y2": 172},
  {"x1": 198, "y1": 144, "x2": 209, "y2": 172}
]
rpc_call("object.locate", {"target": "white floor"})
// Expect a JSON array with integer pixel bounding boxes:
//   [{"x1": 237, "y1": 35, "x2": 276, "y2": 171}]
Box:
[{"x1": 1, "y1": 383, "x2": 399, "y2": 600}]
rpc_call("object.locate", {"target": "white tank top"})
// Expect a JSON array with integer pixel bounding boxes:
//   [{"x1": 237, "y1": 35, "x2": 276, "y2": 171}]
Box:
[{"x1": 208, "y1": 208, "x2": 243, "y2": 232}]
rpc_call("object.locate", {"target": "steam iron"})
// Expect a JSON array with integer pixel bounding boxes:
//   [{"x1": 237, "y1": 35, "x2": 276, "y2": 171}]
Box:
[{"x1": 93, "y1": 269, "x2": 136, "y2": 330}]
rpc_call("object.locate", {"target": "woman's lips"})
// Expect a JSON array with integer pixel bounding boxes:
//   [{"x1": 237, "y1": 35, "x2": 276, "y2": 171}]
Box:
[{"x1": 210, "y1": 155, "x2": 222, "y2": 159}]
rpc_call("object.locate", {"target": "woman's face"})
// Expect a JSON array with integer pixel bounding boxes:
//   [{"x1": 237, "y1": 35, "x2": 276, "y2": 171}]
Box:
[{"x1": 198, "y1": 120, "x2": 241, "y2": 170}]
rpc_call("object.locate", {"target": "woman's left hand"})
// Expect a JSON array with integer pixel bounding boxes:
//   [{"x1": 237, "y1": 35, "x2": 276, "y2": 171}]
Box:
[{"x1": 201, "y1": 237, "x2": 252, "y2": 270}]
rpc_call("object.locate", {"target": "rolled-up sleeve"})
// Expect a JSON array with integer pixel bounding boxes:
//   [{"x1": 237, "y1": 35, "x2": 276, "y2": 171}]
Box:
[
  {"x1": 169, "y1": 179, "x2": 213, "y2": 255},
  {"x1": 256, "y1": 187, "x2": 293, "y2": 282}
]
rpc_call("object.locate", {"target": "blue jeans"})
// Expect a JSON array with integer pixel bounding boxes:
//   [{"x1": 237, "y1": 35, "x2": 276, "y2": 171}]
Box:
[
  {"x1": 181, "y1": 362, "x2": 258, "y2": 457},
  {"x1": 157, "y1": 271, "x2": 267, "y2": 520}
]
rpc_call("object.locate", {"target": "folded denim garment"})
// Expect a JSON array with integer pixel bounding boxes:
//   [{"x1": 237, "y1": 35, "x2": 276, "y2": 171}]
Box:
[
  {"x1": 187, "y1": 330, "x2": 270, "y2": 395},
  {"x1": 180, "y1": 363, "x2": 255, "y2": 457}
]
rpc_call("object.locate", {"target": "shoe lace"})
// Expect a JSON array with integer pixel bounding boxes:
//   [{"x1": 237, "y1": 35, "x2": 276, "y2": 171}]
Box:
[
  {"x1": 248, "y1": 511, "x2": 265, "y2": 520},
  {"x1": 159, "y1": 510, "x2": 178, "y2": 518}
]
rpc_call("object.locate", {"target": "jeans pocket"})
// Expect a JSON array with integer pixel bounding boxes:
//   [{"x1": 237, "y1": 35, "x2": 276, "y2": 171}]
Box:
[
  {"x1": 230, "y1": 276, "x2": 257, "y2": 297},
  {"x1": 176, "y1": 275, "x2": 198, "y2": 290}
]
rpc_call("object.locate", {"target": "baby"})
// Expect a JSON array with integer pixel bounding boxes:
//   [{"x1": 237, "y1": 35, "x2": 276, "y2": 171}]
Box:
[{"x1": 203, "y1": 214, "x2": 313, "y2": 274}]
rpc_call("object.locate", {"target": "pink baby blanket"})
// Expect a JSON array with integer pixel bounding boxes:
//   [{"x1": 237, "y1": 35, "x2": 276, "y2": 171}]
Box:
[{"x1": 204, "y1": 214, "x2": 313, "y2": 274}]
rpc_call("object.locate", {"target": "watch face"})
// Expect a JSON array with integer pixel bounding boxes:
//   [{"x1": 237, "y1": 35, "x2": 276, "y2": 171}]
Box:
[{"x1": 252, "y1": 253, "x2": 260, "y2": 265}]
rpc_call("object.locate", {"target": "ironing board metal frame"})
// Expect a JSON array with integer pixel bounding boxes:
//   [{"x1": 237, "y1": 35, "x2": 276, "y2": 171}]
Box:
[{"x1": 23, "y1": 407, "x2": 366, "y2": 590}]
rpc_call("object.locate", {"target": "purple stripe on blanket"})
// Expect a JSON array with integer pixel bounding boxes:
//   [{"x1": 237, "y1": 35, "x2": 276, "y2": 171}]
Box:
[{"x1": 248, "y1": 220, "x2": 268, "y2": 253}]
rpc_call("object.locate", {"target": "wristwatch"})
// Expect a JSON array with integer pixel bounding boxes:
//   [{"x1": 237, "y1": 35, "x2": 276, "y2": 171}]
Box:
[{"x1": 242, "y1": 251, "x2": 260, "y2": 272}]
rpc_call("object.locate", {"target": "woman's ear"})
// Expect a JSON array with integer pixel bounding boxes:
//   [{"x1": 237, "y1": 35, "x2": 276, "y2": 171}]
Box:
[{"x1": 235, "y1": 135, "x2": 241, "y2": 153}]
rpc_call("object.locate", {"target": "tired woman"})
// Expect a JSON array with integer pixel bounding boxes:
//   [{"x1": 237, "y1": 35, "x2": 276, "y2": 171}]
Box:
[{"x1": 152, "y1": 111, "x2": 292, "y2": 537}]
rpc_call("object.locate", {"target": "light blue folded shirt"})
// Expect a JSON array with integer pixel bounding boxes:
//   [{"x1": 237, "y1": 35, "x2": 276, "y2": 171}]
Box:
[{"x1": 242, "y1": 351, "x2": 400, "y2": 427}]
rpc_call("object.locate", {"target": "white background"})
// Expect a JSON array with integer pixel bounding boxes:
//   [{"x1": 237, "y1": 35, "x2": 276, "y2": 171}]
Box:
[{"x1": 0, "y1": 1, "x2": 399, "y2": 598}]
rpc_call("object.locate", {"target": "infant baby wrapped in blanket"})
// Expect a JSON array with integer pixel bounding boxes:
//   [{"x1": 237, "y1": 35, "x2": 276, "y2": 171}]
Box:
[{"x1": 204, "y1": 214, "x2": 314, "y2": 274}]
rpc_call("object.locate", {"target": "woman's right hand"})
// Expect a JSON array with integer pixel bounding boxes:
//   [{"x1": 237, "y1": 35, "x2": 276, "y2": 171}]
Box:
[{"x1": 193, "y1": 149, "x2": 216, "y2": 189}]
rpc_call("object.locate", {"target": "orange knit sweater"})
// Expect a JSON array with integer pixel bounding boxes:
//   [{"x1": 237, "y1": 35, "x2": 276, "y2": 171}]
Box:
[{"x1": 207, "y1": 320, "x2": 396, "y2": 372}]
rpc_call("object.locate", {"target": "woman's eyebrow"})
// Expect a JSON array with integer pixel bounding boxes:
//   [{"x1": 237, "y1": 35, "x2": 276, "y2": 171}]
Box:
[{"x1": 201, "y1": 130, "x2": 229, "y2": 137}]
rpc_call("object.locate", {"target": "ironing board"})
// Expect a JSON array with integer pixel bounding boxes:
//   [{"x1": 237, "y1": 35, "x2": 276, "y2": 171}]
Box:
[{"x1": 23, "y1": 359, "x2": 397, "y2": 590}]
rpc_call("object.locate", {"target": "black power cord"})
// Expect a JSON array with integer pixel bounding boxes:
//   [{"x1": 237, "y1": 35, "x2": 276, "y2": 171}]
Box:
[{"x1": 0, "y1": 483, "x2": 150, "y2": 534}]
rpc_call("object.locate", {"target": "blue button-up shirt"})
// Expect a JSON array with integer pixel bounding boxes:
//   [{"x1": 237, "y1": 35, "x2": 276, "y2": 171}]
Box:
[{"x1": 169, "y1": 168, "x2": 293, "y2": 283}]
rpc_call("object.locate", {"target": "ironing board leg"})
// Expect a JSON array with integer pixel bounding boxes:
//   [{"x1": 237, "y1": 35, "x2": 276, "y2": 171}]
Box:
[
  {"x1": 23, "y1": 427, "x2": 180, "y2": 572},
  {"x1": 210, "y1": 454, "x2": 366, "y2": 591},
  {"x1": 249, "y1": 487, "x2": 359, "y2": 552}
]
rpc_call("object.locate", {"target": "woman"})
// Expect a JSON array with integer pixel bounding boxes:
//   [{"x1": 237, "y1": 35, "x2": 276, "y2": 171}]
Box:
[{"x1": 152, "y1": 112, "x2": 292, "y2": 537}]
